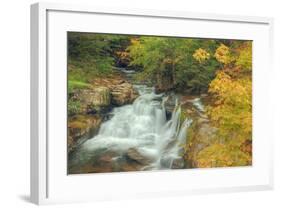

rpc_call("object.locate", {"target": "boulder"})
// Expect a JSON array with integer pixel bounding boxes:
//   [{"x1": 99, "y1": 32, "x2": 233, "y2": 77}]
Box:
[
  {"x1": 98, "y1": 151, "x2": 118, "y2": 163},
  {"x1": 74, "y1": 86, "x2": 111, "y2": 114},
  {"x1": 89, "y1": 76, "x2": 139, "y2": 106},
  {"x1": 110, "y1": 82, "x2": 138, "y2": 106},
  {"x1": 126, "y1": 148, "x2": 152, "y2": 165}
]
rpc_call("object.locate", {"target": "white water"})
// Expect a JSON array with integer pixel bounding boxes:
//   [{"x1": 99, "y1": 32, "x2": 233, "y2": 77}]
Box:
[
  {"x1": 191, "y1": 98, "x2": 205, "y2": 112},
  {"x1": 75, "y1": 85, "x2": 193, "y2": 170}
]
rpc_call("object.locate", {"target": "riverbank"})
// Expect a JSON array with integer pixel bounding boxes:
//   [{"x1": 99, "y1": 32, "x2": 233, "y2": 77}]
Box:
[
  {"x1": 68, "y1": 81, "x2": 195, "y2": 174},
  {"x1": 67, "y1": 72, "x2": 139, "y2": 154},
  {"x1": 67, "y1": 67, "x2": 215, "y2": 174}
]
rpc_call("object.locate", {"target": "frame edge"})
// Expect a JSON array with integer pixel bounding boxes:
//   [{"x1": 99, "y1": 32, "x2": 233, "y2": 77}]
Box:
[
  {"x1": 30, "y1": 2, "x2": 48, "y2": 205},
  {"x1": 30, "y1": 3, "x2": 39, "y2": 205},
  {"x1": 30, "y1": 2, "x2": 274, "y2": 204}
]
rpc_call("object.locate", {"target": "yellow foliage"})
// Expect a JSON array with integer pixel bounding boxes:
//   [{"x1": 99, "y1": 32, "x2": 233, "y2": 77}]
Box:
[
  {"x1": 130, "y1": 38, "x2": 140, "y2": 45},
  {"x1": 235, "y1": 41, "x2": 252, "y2": 71},
  {"x1": 209, "y1": 71, "x2": 251, "y2": 107},
  {"x1": 196, "y1": 144, "x2": 251, "y2": 168},
  {"x1": 202, "y1": 42, "x2": 253, "y2": 167},
  {"x1": 192, "y1": 48, "x2": 210, "y2": 63},
  {"x1": 214, "y1": 44, "x2": 232, "y2": 64},
  {"x1": 208, "y1": 71, "x2": 252, "y2": 145}
]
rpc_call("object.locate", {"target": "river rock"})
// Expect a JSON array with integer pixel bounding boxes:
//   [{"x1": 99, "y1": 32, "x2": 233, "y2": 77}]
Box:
[
  {"x1": 98, "y1": 151, "x2": 118, "y2": 163},
  {"x1": 171, "y1": 158, "x2": 185, "y2": 169},
  {"x1": 160, "y1": 156, "x2": 173, "y2": 168},
  {"x1": 110, "y1": 82, "x2": 139, "y2": 106},
  {"x1": 74, "y1": 87, "x2": 111, "y2": 114},
  {"x1": 125, "y1": 148, "x2": 152, "y2": 165},
  {"x1": 162, "y1": 93, "x2": 178, "y2": 119},
  {"x1": 197, "y1": 117, "x2": 209, "y2": 124},
  {"x1": 67, "y1": 115, "x2": 102, "y2": 153},
  {"x1": 90, "y1": 76, "x2": 139, "y2": 106}
]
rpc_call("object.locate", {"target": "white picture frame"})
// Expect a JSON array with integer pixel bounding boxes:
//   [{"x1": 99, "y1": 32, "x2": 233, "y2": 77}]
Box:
[{"x1": 30, "y1": 2, "x2": 274, "y2": 205}]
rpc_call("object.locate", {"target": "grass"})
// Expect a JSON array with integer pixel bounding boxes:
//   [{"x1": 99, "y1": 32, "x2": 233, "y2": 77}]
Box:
[{"x1": 68, "y1": 80, "x2": 92, "y2": 92}]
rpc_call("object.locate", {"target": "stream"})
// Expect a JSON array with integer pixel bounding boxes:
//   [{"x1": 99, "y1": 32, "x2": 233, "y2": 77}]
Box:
[{"x1": 68, "y1": 70, "x2": 206, "y2": 174}]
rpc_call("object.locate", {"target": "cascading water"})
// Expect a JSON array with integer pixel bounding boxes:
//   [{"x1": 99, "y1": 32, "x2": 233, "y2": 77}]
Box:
[{"x1": 69, "y1": 84, "x2": 193, "y2": 172}]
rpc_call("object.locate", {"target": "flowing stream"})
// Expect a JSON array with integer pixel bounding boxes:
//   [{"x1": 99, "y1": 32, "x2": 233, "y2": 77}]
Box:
[{"x1": 68, "y1": 74, "x2": 196, "y2": 173}]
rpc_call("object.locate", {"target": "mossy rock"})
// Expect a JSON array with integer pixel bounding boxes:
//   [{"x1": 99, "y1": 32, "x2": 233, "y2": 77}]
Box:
[
  {"x1": 67, "y1": 115, "x2": 102, "y2": 153},
  {"x1": 73, "y1": 86, "x2": 111, "y2": 114}
]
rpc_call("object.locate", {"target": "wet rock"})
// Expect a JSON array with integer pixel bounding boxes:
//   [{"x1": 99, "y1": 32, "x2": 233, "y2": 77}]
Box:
[
  {"x1": 163, "y1": 93, "x2": 178, "y2": 119},
  {"x1": 197, "y1": 117, "x2": 209, "y2": 124},
  {"x1": 120, "y1": 163, "x2": 143, "y2": 172},
  {"x1": 67, "y1": 115, "x2": 102, "y2": 153},
  {"x1": 164, "y1": 95, "x2": 177, "y2": 112},
  {"x1": 90, "y1": 76, "x2": 139, "y2": 106},
  {"x1": 73, "y1": 87, "x2": 111, "y2": 114},
  {"x1": 126, "y1": 148, "x2": 152, "y2": 165},
  {"x1": 171, "y1": 158, "x2": 185, "y2": 169},
  {"x1": 111, "y1": 82, "x2": 139, "y2": 105},
  {"x1": 99, "y1": 155, "x2": 113, "y2": 163},
  {"x1": 160, "y1": 157, "x2": 173, "y2": 168}
]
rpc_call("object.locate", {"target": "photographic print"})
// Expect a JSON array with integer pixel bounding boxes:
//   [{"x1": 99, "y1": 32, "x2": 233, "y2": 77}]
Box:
[{"x1": 67, "y1": 32, "x2": 252, "y2": 174}]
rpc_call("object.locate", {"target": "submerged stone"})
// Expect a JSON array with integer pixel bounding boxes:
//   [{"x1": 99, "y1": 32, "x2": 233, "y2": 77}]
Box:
[{"x1": 126, "y1": 148, "x2": 152, "y2": 165}]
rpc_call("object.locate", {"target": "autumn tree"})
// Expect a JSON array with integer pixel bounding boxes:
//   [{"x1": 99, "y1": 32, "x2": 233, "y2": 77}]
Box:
[
  {"x1": 128, "y1": 37, "x2": 220, "y2": 93},
  {"x1": 196, "y1": 41, "x2": 252, "y2": 167}
]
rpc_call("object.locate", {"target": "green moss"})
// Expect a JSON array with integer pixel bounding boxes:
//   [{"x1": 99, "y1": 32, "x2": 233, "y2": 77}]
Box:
[
  {"x1": 68, "y1": 100, "x2": 81, "y2": 116},
  {"x1": 68, "y1": 80, "x2": 92, "y2": 94}
]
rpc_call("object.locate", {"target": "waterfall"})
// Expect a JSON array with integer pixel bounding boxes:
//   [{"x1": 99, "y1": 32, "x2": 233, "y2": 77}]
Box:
[{"x1": 76, "y1": 85, "x2": 193, "y2": 170}]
